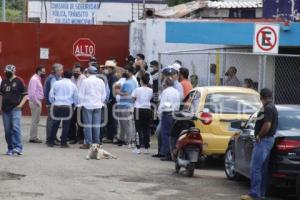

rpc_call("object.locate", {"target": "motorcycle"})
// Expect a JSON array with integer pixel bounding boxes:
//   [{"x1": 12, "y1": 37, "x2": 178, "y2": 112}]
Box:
[{"x1": 171, "y1": 111, "x2": 203, "y2": 177}]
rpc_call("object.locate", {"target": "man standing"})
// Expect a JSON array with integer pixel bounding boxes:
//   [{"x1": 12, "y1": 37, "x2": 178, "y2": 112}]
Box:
[
  {"x1": 44, "y1": 63, "x2": 63, "y2": 145},
  {"x1": 224, "y1": 66, "x2": 241, "y2": 87},
  {"x1": 28, "y1": 66, "x2": 46, "y2": 143},
  {"x1": 79, "y1": 66, "x2": 107, "y2": 149},
  {"x1": 179, "y1": 67, "x2": 193, "y2": 98},
  {"x1": 102, "y1": 60, "x2": 118, "y2": 143},
  {"x1": 116, "y1": 65, "x2": 138, "y2": 148},
  {"x1": 69, "y1": 63, "x2": 86, "y2": 144},
  {"x1": 48, "y1": 70, "x2": 78, "y2": 148},
  {"x1": 209, "y1": 64, "x2": 217, "y2": 86},
  {"x1": 0, "y1": 65, "x2": 28, "y2": 156},
  {"x1": 158, "y1": 74, "x2": 180, "y2": 161},
  {"x1": 241, "y1": 88, "x2": 278, "y2": 200}
]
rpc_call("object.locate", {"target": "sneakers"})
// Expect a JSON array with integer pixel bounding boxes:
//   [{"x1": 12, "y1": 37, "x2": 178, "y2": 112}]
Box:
[
  {"x1": 79, "y1": 144, "x2": 90, "y2": 149},
  {"x1": 143, "y1": 149, "x2": 149, "y2": 154},
  {"x1": 29, "y1": 138, "x2": 43, "y2": 143},
  {"x1": 132, "y1": 148, "x2": 141, "y2": 154},
  {"x1": 12, "y1": 149, "x2": 23, "y2": 155},
  {"x1": 6, "y1": 149, "x2": 23, "y2": 156},
  {"x1": 240, "y1": 194, "x2": 258, "y2": 200},
  {"x1": 6, "y1": 150, "x2": 13, "y2": 156}
]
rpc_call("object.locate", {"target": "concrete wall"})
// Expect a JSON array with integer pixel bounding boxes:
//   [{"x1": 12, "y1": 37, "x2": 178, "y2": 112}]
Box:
[{"x1": 28, "y1": 1, "x2": 167, "y2": 24}]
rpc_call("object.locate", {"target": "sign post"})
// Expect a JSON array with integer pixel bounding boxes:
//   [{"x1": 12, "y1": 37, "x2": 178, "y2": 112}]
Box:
[
  {"x1": 73, "y1": 38, "x2": 96, "y2": 61},
  {"x1": 253, "y1": 24, "x2": 280, "y2": 54}
]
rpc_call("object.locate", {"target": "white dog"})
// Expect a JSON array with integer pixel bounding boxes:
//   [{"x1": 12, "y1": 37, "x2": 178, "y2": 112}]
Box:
[{"x1": 86, "y1": 144, "x2": 117, "y2": 160}]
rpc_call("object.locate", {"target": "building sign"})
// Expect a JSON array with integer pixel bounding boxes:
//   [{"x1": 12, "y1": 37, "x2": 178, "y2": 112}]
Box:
[
  {"x1": 40, "y1": 48, "x2": 49, "y2": 59},
  {"x1": 253, "y1": 24, "x2": 280, "y2": 54},
  {"x1": 49, "y1": 2, "x2": 99, "y2": 24},
  {"x1": 73, "y1": 38, "x2": 96, "y2": 61}
]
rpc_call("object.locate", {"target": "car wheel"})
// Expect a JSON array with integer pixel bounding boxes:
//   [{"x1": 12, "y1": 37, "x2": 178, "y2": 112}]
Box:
[
  {"x1": 297, "y1": 175, "x2": 300, "y2": 200},
  {"x1": 186, "y1": 163, "x2": 195, "y2": 177},
  {"x1": 175, "y1": 161, "x2": 181, "y2": 174},
  {"x1": 224, "y1": 146, "x2": 241, "y2": 181}
]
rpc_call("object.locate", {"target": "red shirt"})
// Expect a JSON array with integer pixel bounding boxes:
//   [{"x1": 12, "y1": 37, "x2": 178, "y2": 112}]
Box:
[{"x1": 180, "y1": 79, "x2": 193, "y2": 98}]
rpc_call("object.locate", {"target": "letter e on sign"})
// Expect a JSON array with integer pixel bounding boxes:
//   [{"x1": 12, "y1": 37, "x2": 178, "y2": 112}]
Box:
[
  {"x1": 73, "y1": 38, "x2": 96, "y2": 61},
  {"x1": 253, "y1": 24, "x2": 280, "y2": 54}
]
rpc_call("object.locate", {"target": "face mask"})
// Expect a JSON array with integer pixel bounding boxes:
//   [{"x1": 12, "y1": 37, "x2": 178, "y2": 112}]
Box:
[
  {"x1": 5, "y1": 71, "x2": 13, "y2": 79},
  {"x1": 73, "y1": 73, "x2": 80, "y2": 79},
  {"x1": 104, "y1": 69, "x2": 109, "y2": 74},
  {"x1": 40, "y1": 73, "x2": 46, "y2": 79}
]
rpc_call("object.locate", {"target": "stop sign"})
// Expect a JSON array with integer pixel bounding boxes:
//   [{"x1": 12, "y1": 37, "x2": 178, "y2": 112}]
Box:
[{"x1": 73, "y1": 38, "x2": 96, "y2": 61}]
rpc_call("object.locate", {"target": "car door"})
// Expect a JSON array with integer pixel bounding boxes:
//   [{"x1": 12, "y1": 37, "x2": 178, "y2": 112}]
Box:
[
  {"x1": 234, "y1": 131, "x2": 247, "y2": 174},
  {"x1": 239, "y1": 113, "x2": 257, "y2": 177}
]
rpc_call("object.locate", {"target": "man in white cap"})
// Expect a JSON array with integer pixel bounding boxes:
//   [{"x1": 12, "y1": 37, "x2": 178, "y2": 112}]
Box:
[
  {"x1": 0, "y1": 65, "x2": 28, "y2": 156},
  {"x1": 78, "y1": 66, "x2": 107, "y2": 149}
]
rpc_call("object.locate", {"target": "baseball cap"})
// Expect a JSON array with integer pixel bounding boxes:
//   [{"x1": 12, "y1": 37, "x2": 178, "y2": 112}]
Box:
[
  {"x1": 5, "y1": 64, "x2": 16, "y2": 73},
  {"x1": 260, "y1": 88, "x2": 273, "y2": 98},
  {"x1": 172, "y1": 63, "x2": 181, "y2": 72},
  {"x1": 87, "y1": 66, "x2": 98, "y2": 74},
  {"x1": 162, "y1": 67, "x2": 177, "y2": 76}
]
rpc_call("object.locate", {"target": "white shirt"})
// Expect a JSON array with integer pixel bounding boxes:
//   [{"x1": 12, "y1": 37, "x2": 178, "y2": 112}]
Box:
[
  {"x1": 71, "y1": 74, "x2": 86, "y2": 89},
  {"x1": 132, "y1": 86, "x2": 153, "y2": 109},
  {"x1": 78, "y1": 75, "x2": 107, "y2": 109},
  {"x1": 49, "y1": 78, "x2": 78, "y2": 106},
  {"x1": 158, "y1": 86, "x2": 180, "y2": 115}
]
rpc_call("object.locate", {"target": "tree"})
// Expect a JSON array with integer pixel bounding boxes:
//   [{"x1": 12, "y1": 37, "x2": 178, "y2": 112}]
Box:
[{"x1": 0, "y1": 0, "x2": 24, "y2": 22}]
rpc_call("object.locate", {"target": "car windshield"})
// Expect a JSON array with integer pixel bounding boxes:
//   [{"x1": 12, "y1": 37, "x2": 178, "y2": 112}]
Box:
[
  {"x1": 205, "y1": 93, "x2": 261, "y2": 114},
  {"x1": 278, "y1": 110, "x2": 300, "y2": 131}
]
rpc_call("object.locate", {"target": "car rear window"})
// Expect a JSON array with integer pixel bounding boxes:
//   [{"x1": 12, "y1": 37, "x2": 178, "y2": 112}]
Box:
[
  {"x1": 205, "y1": 93, "x2": 261, "y2": 114},
  {"x1": 278, "y1": 111, "x2": 300, "y2": 131}
]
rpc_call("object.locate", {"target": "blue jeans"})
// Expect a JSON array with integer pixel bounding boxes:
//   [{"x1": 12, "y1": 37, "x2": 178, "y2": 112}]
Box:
[
  {"x1": 2, "y1": 108, "x2": 23, "y2": 151},
  {"x1": 82, "y1": 107, "x2": 101, "y2": 145},
  {"x1": 249, "y1": 136, "x2": 275, "y2": 198},
  {"x1": 161, "y1": 112, "x2": 174, "y2": 157},
  {"x1": 156, "y1": 121, "x2": 162, "y2": 154}
]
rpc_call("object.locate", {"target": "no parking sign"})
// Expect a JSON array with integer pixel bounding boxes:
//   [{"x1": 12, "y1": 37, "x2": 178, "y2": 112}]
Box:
[{"x1": 253, "y1": 24, "x2": 280, "y2": 54}]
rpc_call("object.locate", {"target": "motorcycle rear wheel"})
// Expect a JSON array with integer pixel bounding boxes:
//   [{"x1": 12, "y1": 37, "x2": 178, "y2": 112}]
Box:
[
  {"x1": 186, "y1": 163, "x2": 195, "y2": 177},
  {"x1": 175, "y1": 161, "x2": 181, "y2": 174}
]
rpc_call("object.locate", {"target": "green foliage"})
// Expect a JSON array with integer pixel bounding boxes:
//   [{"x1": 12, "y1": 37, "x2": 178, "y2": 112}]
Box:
[{"x1": 0, "y1": 0, "x2": 24, "y2": 22}]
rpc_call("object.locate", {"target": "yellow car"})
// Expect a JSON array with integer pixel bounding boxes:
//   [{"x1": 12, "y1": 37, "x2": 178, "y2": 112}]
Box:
[{"x1": 183, "y1": 86, "x2": 261, "y2": 156}]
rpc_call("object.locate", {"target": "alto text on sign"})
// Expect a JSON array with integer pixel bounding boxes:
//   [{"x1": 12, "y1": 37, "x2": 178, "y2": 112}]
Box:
[
  {"x1": 73, "y1": 38, "x2": 96, "y2": 61},
  {"x1": 253, "y1": 24, "x2": 280, "y2": 54}
]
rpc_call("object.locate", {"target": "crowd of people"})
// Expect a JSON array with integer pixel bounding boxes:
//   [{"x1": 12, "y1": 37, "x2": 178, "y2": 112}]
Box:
[
  {"x1": 0, "y1": 54, "x2": 254, "y2": 159},
  {"x1": 0, "y1": 54, "x2": 278, "y2": 200}
]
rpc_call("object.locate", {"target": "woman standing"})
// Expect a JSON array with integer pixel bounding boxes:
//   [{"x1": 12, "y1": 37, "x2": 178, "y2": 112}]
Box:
[{"x1": 132, "y1": 74, "x2": 153, "y2": 154}]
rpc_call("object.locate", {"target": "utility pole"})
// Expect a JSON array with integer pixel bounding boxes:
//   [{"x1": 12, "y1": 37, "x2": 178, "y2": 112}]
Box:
[
  {"x1": 143, "y1": 0, "x2": 146, "y2": 19},
  {"x1": 23, "y1": 0, "x2": 28, "y2": 22},
  {"x1": 2, "y1": 0, "x2": 6, "y2": 22}
]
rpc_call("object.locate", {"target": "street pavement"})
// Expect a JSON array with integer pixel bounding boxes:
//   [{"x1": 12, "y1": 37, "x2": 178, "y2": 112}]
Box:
[{"x1": 0, "y1": 117, "x2": 296, "y2": 200}]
